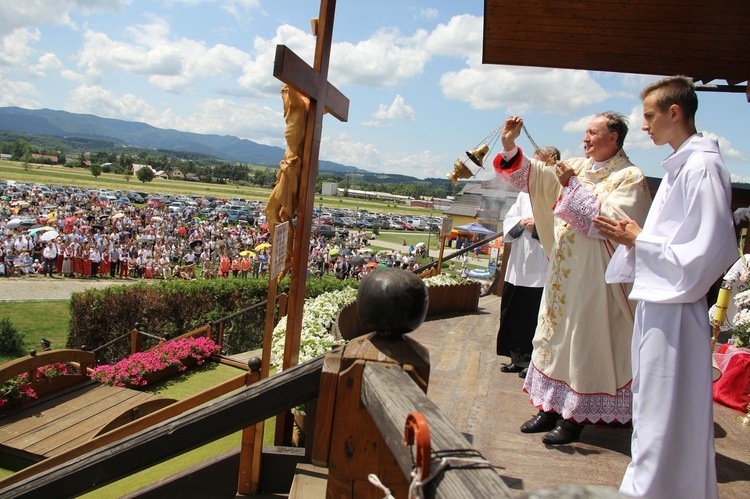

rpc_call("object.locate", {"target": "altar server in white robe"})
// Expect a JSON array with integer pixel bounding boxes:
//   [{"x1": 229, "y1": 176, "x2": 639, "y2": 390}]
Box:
[{"x1": 595, "y1": 76, "x2": 737, "y2": 499}]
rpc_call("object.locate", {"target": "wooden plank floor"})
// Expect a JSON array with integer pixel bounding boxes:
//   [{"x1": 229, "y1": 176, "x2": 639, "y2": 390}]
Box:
[
  {"x1": 0, "y1": 382, "x2": 168, "y2": 461},
  {"x1": 406, "y1": 294, "x2": 750, "y2": 496}
]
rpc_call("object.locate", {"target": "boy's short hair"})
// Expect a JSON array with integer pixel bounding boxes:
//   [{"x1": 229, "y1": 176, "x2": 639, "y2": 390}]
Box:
[{"x1": 640, "y1": 76, "x2": 698, "y2": 122}]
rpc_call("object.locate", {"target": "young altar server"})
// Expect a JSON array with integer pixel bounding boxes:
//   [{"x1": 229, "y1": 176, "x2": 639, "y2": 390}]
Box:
[{"x1": 594, "y1": 76, "x2": 737, "y2": 499}]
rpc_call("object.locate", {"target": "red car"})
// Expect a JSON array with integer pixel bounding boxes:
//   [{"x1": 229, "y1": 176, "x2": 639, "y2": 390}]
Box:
[{"x1": 146, "y1": 196, "x2": 164, "y2": 208}]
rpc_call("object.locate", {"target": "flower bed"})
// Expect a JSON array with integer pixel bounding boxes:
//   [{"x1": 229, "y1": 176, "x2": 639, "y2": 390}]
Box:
[
  {"x1": 271, "y1": 288, "x2": 358, "y2": 371},
  {"x1": 0, "y1": 363, "x2": 75, "y2": 410},
  {"x1": 91, "y1": 336, "x2": 221, "y2": 388}
]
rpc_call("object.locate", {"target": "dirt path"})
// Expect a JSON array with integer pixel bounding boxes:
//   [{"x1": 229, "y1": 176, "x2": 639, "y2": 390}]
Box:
[{"x1": 0, "y1": 276, "x2": 140, "y2": 302}]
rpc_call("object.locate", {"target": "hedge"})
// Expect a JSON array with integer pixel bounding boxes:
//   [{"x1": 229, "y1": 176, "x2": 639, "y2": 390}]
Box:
[{"x1": 68, "y1": 276, "x2": 358, "y2": 364}]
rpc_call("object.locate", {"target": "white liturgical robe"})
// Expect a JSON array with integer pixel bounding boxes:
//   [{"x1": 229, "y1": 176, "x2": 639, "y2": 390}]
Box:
[
  {"x1": 502, "y1": 192, "x2": 548, "y2": 288},
  {"x1": 607, "y1": 134, "x2": 737, "y2": 499}
]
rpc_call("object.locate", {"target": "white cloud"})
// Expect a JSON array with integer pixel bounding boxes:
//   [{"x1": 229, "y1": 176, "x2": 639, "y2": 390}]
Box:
[
  {"x1": 424, "y1": 14, "x2": 482, "y2": 58},
  {"x1": 331, "y1": 28, "x2": 430, "y2": 87},
  {"x1": 235, "y1": 24, "x2": 314, "y2": 98},
  {"x1": 441, "y1": 66, "x2": 608, "y2": 115},
  {"x1": 320, "y1": 132, "x2": 449, "y2": 178},
  {"x1": 0, "y1": 79, "x2": 41, "y2": 108},
  {"x1": 0, "y1": 28, "x2": 41, "y2": 68},
  {"x1": 0, "y1": 0, "x2": 130, "y2": 36},
  {"x1": 75, "y1": 18, "x2": 250, "y2": 92},
  {"x1": 223, "y1": 0, "x2": 264, "y2": 19},
  {"x1": 65, "y1": 84, "x2": 285, "y2": 146},
  {"x1": 366, "y1": 94, "x2": 416, "y2": 126},
  {"x1": 168, "y1": 98, "x2": 284, "y2": 144},
  {"x1": 417, "y1": 8, "x2": 439, "y2": 20}
]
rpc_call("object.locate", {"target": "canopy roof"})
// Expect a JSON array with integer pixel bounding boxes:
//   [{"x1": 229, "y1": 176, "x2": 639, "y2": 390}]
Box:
[{"x1": 482, "y1": 0, "x2": 749, "y2": 98}]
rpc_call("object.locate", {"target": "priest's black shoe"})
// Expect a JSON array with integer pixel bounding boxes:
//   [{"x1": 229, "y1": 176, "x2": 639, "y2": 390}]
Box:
[
  {"x1": 520, "y1": 411, "x2": 558, "y2": 433},
  {"x1": 500, "y1": 363, "x2": 523, "y2": 373},
  {"x1": 518, "y1": 368, "x2": 528, "y2": 378},
  {"x1": 542, "y1": 420, "x2": 584, "y2": 445}
]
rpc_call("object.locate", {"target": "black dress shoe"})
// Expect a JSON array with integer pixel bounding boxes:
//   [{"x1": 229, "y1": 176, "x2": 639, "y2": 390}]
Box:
[
  {"x1": 542, "y1": 420, "x2": 584, "y2": 445},
  {"x1": 518, "y1": 368, "x2": 528, "y2": 378},
  {"x1": 500, "y1": 363, "x2": 523, "y2": 373},
  {"x1": 520, "y1": 411, "x2": 558, "y2": 433}
]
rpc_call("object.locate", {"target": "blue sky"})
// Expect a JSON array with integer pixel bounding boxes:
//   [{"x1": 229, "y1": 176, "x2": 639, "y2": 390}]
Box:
[{"x1": 1, "y1": 0, "x2": 748, "y2": 182}]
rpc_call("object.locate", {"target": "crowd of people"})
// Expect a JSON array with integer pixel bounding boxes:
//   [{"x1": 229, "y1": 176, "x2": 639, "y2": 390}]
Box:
[{"x1": 0, "y1": 187, "x2": 402, "y2": 282}]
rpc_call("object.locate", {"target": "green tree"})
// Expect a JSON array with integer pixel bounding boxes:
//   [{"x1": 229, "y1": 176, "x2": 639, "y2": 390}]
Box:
[
  {"x1": 0, "y1": 317, "x2": 25, "y2": 355},
  {"x1": 137, "y1": 167, "x2": 155, "y2": 183},
  {"x1": 90, "y1": 163, "x2": 102, "y2": 178}
]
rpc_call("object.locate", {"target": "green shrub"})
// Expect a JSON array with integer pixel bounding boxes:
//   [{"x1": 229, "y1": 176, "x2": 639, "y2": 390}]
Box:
[
  {"x1": 68, "y1": 277, "x2": 358, "y2": 364},
  {"x1": 0, "y1": 317, "x2": 25, "y2": 356}
]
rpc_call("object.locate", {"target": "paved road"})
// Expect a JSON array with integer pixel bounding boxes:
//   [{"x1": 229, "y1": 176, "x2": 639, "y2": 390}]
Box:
[{"x1": 0, "y1": 276, "x2": 140, "y2": 302}]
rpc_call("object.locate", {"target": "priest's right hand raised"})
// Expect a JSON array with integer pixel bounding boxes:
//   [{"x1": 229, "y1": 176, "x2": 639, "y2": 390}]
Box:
[{"x1": 501, "y1": 116, "x2": 523, "y2": 151}]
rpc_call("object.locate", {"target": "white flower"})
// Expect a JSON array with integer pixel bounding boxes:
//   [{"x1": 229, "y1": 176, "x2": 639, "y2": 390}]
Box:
[{"x1": 271, "y1": 288, "x2": 357, "y2": 371}]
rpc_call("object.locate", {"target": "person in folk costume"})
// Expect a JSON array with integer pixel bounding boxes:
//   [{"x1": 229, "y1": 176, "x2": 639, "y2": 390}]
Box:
[
  {"x1": 240, "y1": 255, "x2": 251, "y2": 279},
  {"x1": 219, "y1": 252, "x2": 231, "y2": 278},
  {"x1": 493, "y1": 112, "x2": 652, "y2": 445},
  {"x1": 595, "y1": 76, "x2": 737, "y2": 499},
  {"x1": 231, "y1": 254, "x2": 241, "y2": 278},
  {"x1": 61, "y1": 243, "x2": 72, "y2": 277},
  {"x1": 120, "y1": 247, "x2": 129, "y2": 279},
  {"x1": 496, "y1": 147, "x2": 559, "y2": 379}
]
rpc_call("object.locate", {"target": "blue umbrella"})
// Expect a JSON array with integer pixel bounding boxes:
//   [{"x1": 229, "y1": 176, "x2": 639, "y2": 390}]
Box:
[{"x1": 453, "y1": 222, "x2": 495, "y2": 236}]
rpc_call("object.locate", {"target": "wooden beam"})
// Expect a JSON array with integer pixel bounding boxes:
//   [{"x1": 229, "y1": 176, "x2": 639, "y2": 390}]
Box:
[
  {"x1": 273, "y1": 45, "x2": 349, "y2": 122},
  {"x1": 0, "y1": 356, "x2": 324, "y2": 499},
  {"x1": 361, "y1": 363, "x2": 513, "y2": 498}
]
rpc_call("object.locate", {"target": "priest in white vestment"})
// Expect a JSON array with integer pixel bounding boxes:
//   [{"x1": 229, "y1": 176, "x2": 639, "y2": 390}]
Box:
[
  {"x1": 494, "y1": 112, "x2": 652, "y2": 445},
  {"x1": 596, "y1": 77, "x2": 737, "y2": 499}
]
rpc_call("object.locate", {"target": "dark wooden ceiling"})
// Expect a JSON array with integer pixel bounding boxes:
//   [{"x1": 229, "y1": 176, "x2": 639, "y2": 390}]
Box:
[{"x1": 482, "y1": 0, "x2": 749, "y2": 91}]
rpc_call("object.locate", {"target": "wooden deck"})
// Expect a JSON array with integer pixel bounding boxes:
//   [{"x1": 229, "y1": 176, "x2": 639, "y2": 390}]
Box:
[
  {"x1": 406, "y1": 294, "x2": 750, "y2": 496},
  {"x1": 0, "y1": 382, "x2": 173, "y2": 462}
]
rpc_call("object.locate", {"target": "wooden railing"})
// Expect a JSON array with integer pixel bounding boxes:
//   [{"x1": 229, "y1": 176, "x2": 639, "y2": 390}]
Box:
[{"x1": 0, "y1": 356, "x2": 324, "y2": 499}]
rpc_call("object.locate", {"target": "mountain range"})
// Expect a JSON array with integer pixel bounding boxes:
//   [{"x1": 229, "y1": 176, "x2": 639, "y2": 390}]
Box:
[{"x1": 0, "y1": 106, "x2": 366, "y2": 175}]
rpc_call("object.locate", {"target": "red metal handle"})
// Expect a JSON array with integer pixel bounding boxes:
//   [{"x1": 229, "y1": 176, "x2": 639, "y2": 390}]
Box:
[{"x1": 404, "y1": 412, "x2": 431, "y2": 480}]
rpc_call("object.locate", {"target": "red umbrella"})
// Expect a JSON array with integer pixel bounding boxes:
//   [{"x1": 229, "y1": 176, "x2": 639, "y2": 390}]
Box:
[
  {"x1": 64, "y1": 216, "x2": 78, "y2": 223},
  {"x1": 365, "y1": 261, "x2": 379, "y2": 269}
]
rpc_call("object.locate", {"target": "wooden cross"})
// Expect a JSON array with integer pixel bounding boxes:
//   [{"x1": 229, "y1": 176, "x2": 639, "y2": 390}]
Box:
[{"x1": 273, "y1": 0, "x2": 349, "y2": 371}]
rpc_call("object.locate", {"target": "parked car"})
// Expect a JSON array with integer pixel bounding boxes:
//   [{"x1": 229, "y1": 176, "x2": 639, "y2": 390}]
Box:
[
  {"x1": 314, "y1": 224, "x2": 336, "y2": 238},
  {"x1": 146, "y1": 196, "x2": 165, "y2": 208}
]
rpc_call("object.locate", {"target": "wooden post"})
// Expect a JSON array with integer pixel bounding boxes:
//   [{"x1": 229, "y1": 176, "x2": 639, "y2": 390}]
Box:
[
  {"x1": 313, "y1": 333, "x2": 430, "y2": 497},
  {"x1": 436, "y1": 236, "x2": 447, "y2": 274},
  {"x1": 237, "y1": 357, "x2": 264, "y2": 495},
  {"x1": 130, "y1": 328, "x2": 142, "y2": 355}
]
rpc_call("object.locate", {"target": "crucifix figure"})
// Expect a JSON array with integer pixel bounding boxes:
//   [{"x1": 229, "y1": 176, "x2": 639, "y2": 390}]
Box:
[{"x1": 271, "y1": 0, "x2": 349, "y2": 372}]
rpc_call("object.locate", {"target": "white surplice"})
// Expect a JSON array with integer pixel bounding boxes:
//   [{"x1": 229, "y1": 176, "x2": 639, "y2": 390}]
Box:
[
  {"x1": 606, "y1": 134, "x2": 737, "y2": 499},
  {"x1": 502, "y1": 192, "x2": 548, "y2": 288},
  {"x1": 494, "y1": 147, "x2": 652, "y2": 423}
]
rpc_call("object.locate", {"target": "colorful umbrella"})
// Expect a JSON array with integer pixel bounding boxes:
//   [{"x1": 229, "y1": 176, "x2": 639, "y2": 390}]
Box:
[
  {"x1": 329, "y1": 248, "x2": 340, "y2": 256},
  {"x1": 240, "y1": 250, "x2": 256, "y2": 257},
  {"x1": 254, "y1": 242, "x2": 271, "y2": 251},
  {"x1": 29, "y1": 226, "x2": 54, "y2": 235},
  {"x1": 40, "y1": 230, "x2": 59, "y2": 242}
]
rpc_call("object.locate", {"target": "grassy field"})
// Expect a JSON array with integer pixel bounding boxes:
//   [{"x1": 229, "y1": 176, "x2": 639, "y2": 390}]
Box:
[
  {"x1": 0, "y1": 160, "x2": 435, "y2": 216},
  {"x1": 0, "y1": 301, "x2": 70, "y2": 362}
]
